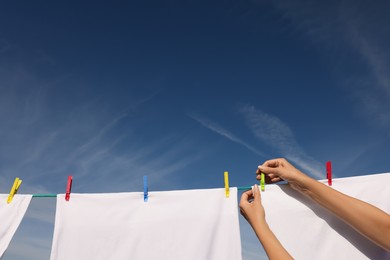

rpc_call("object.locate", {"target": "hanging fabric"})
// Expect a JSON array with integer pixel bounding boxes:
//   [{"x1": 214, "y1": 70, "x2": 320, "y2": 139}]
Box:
[
  {"x1": 0, "y1": 194, "x2": 32, "y2": 257},
  {"x1": 50, "y1": 188, "x2": 242, "y2": 260},
  {"x1": 261, "y1": 172, "x2": 390, "y2": 259}
]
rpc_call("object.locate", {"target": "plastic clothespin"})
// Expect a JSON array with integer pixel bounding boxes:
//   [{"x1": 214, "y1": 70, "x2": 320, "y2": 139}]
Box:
[
  {"x1": 7, "y1": 177, "x2": 22, "y2": 204},
  {"x1": 326, "y1": 161, "x2": 332, "y2": 186},
  {"x1": 260, "y1": 172, "x2": 265, "y2": 191},
  {"x1": 65, "y1": 175, "x2": 73, "y2": 201},
  {"x1": 224, "y1": 171, "x2": 229, "y2": 198},
  {"x1": 143, "y1": 175, "x2": 148, "y2": 202}
]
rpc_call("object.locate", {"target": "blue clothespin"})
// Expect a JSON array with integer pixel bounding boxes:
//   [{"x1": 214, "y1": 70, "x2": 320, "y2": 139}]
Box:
[{"x1": 143, "y1": 175, "x2": 148, "y2": 202}]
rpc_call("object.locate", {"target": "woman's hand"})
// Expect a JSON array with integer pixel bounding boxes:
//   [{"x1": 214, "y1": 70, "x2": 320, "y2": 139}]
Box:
[
  {"x1": 239, "y1": 184, "x2": 266, "y2": 229},
  {"x1": 240, "y1": 183, "x2": 294, "y2": 259},
  {"x1": 256, "y1": 158, "x2": 310, "y2": 193}
]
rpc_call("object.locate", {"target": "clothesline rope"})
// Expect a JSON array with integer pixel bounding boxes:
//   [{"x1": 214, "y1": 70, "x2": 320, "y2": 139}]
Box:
[{"x1": 30, "y1": 186, "x2": 253, "y2": 198}]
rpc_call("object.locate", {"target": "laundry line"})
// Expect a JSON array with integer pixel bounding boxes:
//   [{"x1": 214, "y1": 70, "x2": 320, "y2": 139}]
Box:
[{"x1": 31, "y1": 186, "x2": 253, "y2": 198}]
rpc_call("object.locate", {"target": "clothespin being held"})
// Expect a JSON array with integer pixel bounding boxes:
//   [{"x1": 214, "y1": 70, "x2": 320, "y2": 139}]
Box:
[
  {"x1": 65, "y1": 175, "x2": 73, "y2": 201},
  {"x1": 7, "y1": 177, "x2": 22, "y2": 204},
  {"x1": 143, "y1": 175, "x2": 148, "y2": 202},
  {"x1": 224, "y1": 171, "x2": 229, "y2": 198},
  {"x1": 326, "y1": 161, "x2": 332, "y2": 186},
  {"x1": 260, "y1": 172, "x2": 265, "y2": 192}
]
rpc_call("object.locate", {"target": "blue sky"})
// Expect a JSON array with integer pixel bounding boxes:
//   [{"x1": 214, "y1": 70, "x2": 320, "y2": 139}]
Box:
[{"x1": 1, "y1": 0, "x2": 390, "y2": 259}]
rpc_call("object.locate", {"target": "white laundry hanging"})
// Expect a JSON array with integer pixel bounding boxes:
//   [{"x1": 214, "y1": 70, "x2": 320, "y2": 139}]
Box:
[
  {"x1": 260, "y1": 173, "x2": 390, "y2": 260},
  {"x1": 0, "y1": 194, "x2": 32, "y2": 257},
  {"x1": 50, "y1": 187, "x2": 242, "y2": 260}
]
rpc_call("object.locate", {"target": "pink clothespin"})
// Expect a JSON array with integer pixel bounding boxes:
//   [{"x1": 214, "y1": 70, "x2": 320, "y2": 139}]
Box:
[
  {"x1": 65, "y1": 175, "x2": 73, "y2": 201},
  {"x1": 326, "y1": 161, "x2": 332, "y2": 186}
]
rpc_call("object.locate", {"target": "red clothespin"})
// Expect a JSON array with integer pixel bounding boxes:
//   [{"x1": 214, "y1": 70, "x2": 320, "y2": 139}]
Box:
[
  {"x1": 326, "y1": 161, "x2": 332, "y2": 186},
  {"x1": 65, "y1": 175, "x2": 73, "y2": 201}
]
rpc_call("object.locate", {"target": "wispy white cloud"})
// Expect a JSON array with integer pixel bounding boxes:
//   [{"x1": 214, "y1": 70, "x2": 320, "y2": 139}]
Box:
[
  {"x1": 0, "y1": 62, "x2": 209, "y2": 258},
  {"x1": 188, "y1": 113, "x2": 266, "y2": 157},
  {"x1": 239, "y1": 105, "x2": 323, "y2": 178},
  {"x1": 341, "y1": 17, "x2": 390, "y2": 127},
  {"x1": 189, "y1": 110, "x2": 323, "y2": 178},
  {"x1": 72, "y1": 134, "x2": 207, "y2": 192},
  {"x1": 0, "y1": 67, "x2": 202, "y2": 195},
  {"x1": 260, "y1": 0, "x2": 390, "y2": 128}
]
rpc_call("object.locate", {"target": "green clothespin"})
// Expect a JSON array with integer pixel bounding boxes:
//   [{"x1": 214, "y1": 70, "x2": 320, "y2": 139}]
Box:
[{"x1": 260, "y1": 172, "x2": 265, "y2": 191}]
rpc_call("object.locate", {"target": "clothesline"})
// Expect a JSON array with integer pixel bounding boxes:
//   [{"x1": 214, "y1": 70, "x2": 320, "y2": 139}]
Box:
[
  {"x1": 11, "y1": 172, "x2": 263, "y2": 201},
  {"x1": 31, "y1": 186, "x2": 253, "y2": 198}
]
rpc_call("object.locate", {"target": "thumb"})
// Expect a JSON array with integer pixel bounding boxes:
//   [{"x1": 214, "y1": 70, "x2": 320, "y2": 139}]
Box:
[{"x1": 253, "y1": 184, "x2": 261, "y2": 201}]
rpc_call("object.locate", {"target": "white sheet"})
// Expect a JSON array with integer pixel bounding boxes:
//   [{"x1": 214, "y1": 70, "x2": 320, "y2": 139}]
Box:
[
  {"x1": 50, "y1": 188, "x2": 242, "y2": 260},
  {"x1": 261, "y1": 173, "x2": 390, "y2": 259},
  {"x1": 0, "y1": 194, "x2": 32, "y2": 257}
]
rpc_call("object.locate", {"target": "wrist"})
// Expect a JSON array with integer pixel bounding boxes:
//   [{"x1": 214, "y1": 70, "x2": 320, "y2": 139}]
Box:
[
  {"x1": 251, "y1": 217, "x2": 269, "y2": 232},
  {"x1": 298, "y1": 174, "x2": 318, "y2": 194},
  {"x1": 288, "y1": 172, "x2": 314, "y2": 195},
  {"x1": 253, "y1": 221, "x2": 274, "y2": 241}
]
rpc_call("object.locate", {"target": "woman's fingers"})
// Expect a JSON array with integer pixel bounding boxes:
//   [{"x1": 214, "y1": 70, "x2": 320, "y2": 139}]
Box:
[
  {"x1": 240, "y1": 189, "x2": 253, "y2": 206},
  {"x1": 257, "y1": 173, "x2": 282, "y2": 183},
  {"x1": 252, "y1": 184, "x2": 261, "y2": 200}
]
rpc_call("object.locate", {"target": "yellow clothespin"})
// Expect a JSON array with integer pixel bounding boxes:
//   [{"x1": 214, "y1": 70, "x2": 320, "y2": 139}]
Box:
[
  {"x1": 7, "y1": 177, "x2": 22, "y2": 204},
  {"x1": 224, "y1": 171, "x2": 229, "y2": 198}
]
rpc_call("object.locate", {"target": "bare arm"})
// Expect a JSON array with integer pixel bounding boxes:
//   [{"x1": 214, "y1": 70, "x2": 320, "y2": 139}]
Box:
[
  {"x1": 299, "y1": 175, "x2": 390, "y2": 251},
  {"x1": 240, "y1": 185, "x2": 293, "y2": 259},
  {"x1": 258, "y1": 158, "x2": 390, "y2": 251}
]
